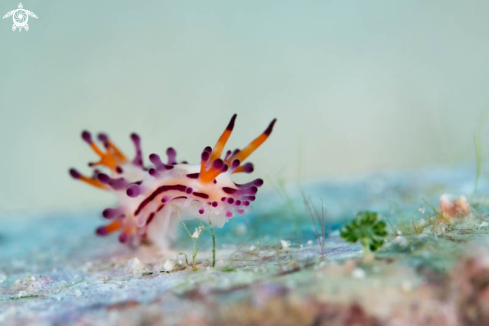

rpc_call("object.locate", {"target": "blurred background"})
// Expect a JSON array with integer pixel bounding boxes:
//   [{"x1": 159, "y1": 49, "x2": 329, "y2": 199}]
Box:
[{"x1": 2, "y1": 0, "x2": 489, "y2": 212}]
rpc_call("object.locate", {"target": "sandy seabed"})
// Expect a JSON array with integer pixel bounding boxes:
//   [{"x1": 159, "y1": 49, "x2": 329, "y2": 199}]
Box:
[{"x1": 2, "y1": 167, "x2": 489, "y2": 325}]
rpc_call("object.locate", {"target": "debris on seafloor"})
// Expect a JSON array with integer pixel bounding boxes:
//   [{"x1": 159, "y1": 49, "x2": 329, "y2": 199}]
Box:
[
  {"x1": 439, "y1": 194, "x2": 471, "y2": 219},
  {"x1": 125, "y1": 258, "x2": 150, "y2": 275}
]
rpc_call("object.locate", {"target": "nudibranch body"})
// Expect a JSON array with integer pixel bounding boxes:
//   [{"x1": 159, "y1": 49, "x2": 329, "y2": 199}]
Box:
[{"x1": 69, "y1": 114, "x2": 276, "y2": 249}]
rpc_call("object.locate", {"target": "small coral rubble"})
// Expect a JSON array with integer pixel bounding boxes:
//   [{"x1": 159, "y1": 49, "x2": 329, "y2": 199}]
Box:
[{"x1": 440, "y1": 194, "x2": 470, "y2": 220}]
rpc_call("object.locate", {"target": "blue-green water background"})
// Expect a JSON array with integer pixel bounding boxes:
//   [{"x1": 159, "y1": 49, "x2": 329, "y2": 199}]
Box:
[{"x1": 2, "y1": 1, "x2": 489, "y2": 213}]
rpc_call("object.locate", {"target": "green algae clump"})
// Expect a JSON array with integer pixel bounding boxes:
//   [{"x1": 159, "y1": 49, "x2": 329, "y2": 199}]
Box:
[{"x1": 340, "y1": 211, "x2": 387, "y2": 258}]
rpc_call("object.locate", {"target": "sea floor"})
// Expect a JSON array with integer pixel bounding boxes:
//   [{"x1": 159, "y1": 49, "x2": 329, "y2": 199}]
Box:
[{"x1": 2, "y1": 167, "x2": 489, "y2": 325}]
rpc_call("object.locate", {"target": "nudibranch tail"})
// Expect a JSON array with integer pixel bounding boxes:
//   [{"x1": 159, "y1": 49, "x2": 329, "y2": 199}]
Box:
[{"x1": 69, "y1": 114, "x2": 277, "y2": 248}]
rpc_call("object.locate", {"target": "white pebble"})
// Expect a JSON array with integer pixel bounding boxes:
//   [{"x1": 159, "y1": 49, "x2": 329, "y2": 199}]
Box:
[
  {"x1": 162, "y1": 260, "x2": 175, "y2": 272},
  {"x1": 352, "y1": 268, "x2": 366, "y2": 279},
  {"x1": 280, "y1": 240, "x2": 291, "y2": 249},
  {"x1": 125, "y1": 258, "x2": 149, "y2": 274}
]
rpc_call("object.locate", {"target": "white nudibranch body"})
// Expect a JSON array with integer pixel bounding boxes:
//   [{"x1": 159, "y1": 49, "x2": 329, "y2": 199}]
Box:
[{"x1": 69, "y1": 114, "x2": 276, "y2": 249}]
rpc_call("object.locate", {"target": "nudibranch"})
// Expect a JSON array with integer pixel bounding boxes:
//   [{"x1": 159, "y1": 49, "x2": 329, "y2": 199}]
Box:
[{"x1": 69, "y1": 114, "x2": 276, "y2": 249}]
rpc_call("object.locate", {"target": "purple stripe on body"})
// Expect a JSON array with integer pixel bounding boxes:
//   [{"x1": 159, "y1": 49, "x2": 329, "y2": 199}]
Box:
[
  {"x1": 193, "y1": 192, "x2": 209, "y2": 199},
  {"x1": 135, "y1": 184, "x2": 186, "y2": 215}
]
